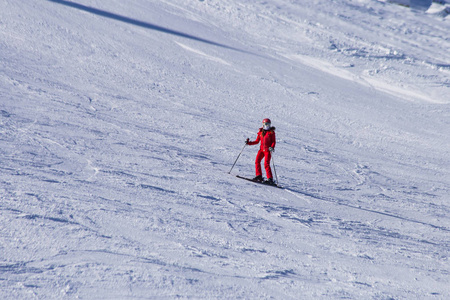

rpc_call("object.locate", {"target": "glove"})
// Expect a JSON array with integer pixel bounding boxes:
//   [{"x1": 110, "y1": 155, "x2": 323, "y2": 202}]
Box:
[
  {"x1": 245, "y1": 138, "x2": 250, "y2": 144},
  {"x1": 269, "y1": 147, "x2": 274, "y2": 153}
]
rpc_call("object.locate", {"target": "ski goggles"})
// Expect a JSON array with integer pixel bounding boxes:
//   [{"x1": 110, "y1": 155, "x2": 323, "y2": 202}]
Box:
[{"x1": 263, "y1": 122, "x2": 271, "y2": 125}]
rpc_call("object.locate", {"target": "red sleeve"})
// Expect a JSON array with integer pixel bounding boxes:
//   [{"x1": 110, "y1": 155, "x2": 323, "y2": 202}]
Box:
[
  {"x1": 247, "y1": 131, "x2": 261, "y2": 146},
  {"x1": 271, "y1": 132, "x2": 276, "y2": 148}
]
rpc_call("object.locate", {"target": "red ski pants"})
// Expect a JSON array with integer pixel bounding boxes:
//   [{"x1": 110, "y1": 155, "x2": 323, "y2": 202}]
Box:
[{"x1": 255, "y1": 150, "x2": 273, "y2": 179}]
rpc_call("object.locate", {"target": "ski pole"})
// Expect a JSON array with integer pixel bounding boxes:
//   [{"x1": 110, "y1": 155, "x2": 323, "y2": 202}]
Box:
[
  {"x1": 271, "y1": 151, "x2": 279, "y2": 184},
  {"x1": 228, "y1": 144, "x2": 247, "y2": 174}
]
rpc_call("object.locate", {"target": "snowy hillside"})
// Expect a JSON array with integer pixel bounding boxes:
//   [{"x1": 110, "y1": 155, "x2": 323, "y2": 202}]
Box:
[{"x1": 1, "y1": 0, "x2": 449, "y2": 298}]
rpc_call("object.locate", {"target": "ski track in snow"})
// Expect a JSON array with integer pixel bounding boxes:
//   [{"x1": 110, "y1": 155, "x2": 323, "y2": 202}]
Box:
[{"x1": 1, "y1": 0, "x2": 449, "y2": 298}]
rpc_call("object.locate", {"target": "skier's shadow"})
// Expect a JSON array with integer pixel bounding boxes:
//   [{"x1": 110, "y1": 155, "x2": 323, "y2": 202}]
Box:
[
  {"x1": 46, "y1": 0, "x2": 250, "y2": 54},
  {"x1": 286, "y1": 187, "x2": 450, "y2": 232}
]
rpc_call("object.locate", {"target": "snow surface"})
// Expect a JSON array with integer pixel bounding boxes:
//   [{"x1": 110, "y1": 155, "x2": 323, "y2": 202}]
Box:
[{"x1": 1, "y1": 0, "x2": 449, "y2": 299}]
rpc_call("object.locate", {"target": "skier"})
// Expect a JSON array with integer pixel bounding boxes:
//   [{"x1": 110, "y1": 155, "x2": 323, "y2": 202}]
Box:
[{"x1": 246, "y1": 118, "x2": 276, "y2": 184}]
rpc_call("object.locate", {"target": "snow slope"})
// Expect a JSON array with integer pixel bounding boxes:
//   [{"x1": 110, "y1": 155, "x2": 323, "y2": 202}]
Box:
[{"x1": 1, "y1": 0, "x2": 449, "y2": 298}]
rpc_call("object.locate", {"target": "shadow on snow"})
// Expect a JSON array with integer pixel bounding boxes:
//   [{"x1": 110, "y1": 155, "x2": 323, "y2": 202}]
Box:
[
  {"x1": 46, "y1": 0, "x2": 252, "y2": 54},
  {"x1": 285, "y1": 187, "x2": 450, "y2": 232}
]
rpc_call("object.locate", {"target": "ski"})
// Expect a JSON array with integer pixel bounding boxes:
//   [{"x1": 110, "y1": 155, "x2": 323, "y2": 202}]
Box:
[{"x1": 236, "y1": 175, "x2": 283, "y2": 189}]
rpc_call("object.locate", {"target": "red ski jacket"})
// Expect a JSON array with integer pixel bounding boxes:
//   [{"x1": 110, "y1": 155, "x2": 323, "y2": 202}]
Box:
[{"x1": 248, "y1": 127, "x2": 276, "y2": 152}]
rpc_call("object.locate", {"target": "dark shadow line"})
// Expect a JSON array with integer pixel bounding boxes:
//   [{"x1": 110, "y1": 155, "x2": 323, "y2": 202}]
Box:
[
  {"x1": 284, "y1": 187, "x2": 450, "y2": 232},
  {"x1": 46, "y1": 0, "x2": 252, "y2": 54}
]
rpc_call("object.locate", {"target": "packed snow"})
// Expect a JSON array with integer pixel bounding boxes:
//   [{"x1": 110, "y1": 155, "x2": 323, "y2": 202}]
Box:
[{"x1": 1, "y1": 0, "x2": 449, "y2": 298}]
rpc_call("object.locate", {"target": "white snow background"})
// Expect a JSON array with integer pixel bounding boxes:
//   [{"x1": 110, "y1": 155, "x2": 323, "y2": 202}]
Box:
[{"x1": 1, "y1": 0, "x2": 449, "y2": 299}]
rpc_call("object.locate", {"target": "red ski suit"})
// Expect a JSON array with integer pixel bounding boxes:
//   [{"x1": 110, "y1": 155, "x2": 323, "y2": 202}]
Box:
[{"x1": 247, "y1": 127, "x2": 276, "y2": 179}]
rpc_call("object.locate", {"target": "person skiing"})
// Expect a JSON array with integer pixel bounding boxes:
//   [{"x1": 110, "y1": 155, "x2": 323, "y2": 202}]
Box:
[{"x1": 246, "y1": 118, "x2": 276, "y2": 184}]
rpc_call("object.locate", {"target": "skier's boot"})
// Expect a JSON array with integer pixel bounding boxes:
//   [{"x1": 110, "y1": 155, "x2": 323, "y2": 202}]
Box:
[
  {"x1": 265, "y1": 178, "x2": 276, "y2": 185},
  {"x1": 252, "y1": 175, "x2": 263, "y2": 182}
]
